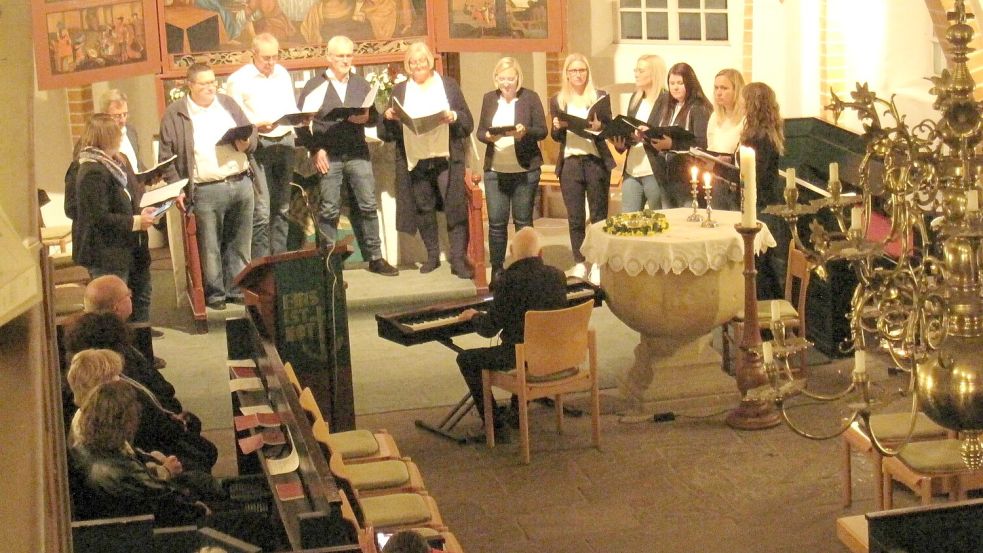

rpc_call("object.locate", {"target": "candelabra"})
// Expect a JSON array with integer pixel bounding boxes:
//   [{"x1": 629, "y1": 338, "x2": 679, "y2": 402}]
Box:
[
  {"x1": 756, "y1": 0, "x2": 983, "y2": 469},
  {"x1": 701, "y1": 175, "x2": 719, "y2": 228},
  {"x1": 687, "y1": 174, "x2": 704, "y2": 222}
]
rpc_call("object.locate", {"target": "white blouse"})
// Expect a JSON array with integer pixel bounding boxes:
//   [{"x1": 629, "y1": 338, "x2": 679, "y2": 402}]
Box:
[
  {"x1": 490, "y1": 96, "x2": 523, "y2": 173},
  {"x1": 624, "y1": 99, "x2": 654, "y2": 178},
  {"x1": 707, "y1": 113, "x2": 745, "y2": 155},
  {"x1": 563, "y1": 103, "x2": 599, "y2": 158},
  {"x1": 403, "y1": 73, "x2": 450, "y2": 170}
]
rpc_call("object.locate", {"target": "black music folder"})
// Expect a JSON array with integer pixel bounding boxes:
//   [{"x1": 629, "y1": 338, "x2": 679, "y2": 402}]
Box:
[
  {"x1": 135, "y1": 155, "x2": 176, "y2": 183},
  {"x1": 646, "y1": 125, "x2": 695, "y2": 142},
  {"x1": 325, "y1": 84, "x2": 379, "y2": 119},
  {"x1": 393, "y1": 97, "x2": 446, "y2": 134},
  {"x1": 557, "y1": 94, "x2": 611, "y2": 138},
  {"x1": 216, "y1": 124, "x2": 255, "y2": 146},
  {"x1": 273, "y1": 112, "x2": 317, "y2": 127},
  {"x1": 487, "y1": 124, "x2": 518, "y2": 135},
  {"x1": 688, "y1": 147, "x2": 740, "y2": 184},
  {"x1": 600, "y1": 115, "x2": 647, "y2": 141}
]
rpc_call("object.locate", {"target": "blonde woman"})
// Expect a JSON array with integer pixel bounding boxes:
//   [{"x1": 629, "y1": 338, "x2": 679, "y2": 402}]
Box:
[
  {"x1": 706, "y1": 68, "x2": 746, "y2": 209},
  {"x1": 610, "y1": 54, "x2": 670, "y2": 212},
  {"x1": 549, "y1": 53, "x2": 615, "y2": 279},
  {"x1": 475, "y1": 57, "x2": 548, "y2": 282},
  {"x1": 379, "y1": 42, "x2": 475, "y2": 278}
]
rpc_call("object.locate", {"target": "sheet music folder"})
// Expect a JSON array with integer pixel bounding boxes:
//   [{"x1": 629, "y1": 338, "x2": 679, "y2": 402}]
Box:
[
  {"x1": 216, "y1": 124, "x2": 255, "y2": 146},
  {"x1": 325, "y1": 84, "x2": 379, "y2": 119},
  {"x1": 393, "y1": 97, "x2": 446, "y2": 134},
  {"x1": 557, "y1": 94, "x2": 610, "y2": 138},
  {"x1": 135, "y1": 155, "x2": 176, "y2": 183},
  {"x1": 688, "y1": 147, "x2": 740, "y2": 183}
]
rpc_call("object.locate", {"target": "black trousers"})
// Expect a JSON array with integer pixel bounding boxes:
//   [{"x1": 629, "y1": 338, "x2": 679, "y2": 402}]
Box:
[
  {"x1": 457, "y1": 344, "x2": 515, "y2": 417},
  {"x1": 560, "y1": 155, "x2": 609, "y2": 263},
  {"x1": 410, "y1": 158, "x2": 468, "y2": 264}
]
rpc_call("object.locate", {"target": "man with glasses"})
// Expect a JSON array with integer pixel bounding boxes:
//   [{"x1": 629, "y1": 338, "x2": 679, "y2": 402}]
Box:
[
  {"x1": 158, "y1": 62, "x2": 257, "y2": 310},
  {"x1": 226, "y1": 33, "x2": 299, "y2": 259},
  {"x1": 296, "y1": 34, "x2": 398, "y2": 276}
]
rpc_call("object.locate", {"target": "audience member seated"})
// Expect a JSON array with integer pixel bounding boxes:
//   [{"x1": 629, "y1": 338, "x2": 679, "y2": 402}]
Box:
[
  {"x1": 65, "y1": 331, "x2": 217, "y2": 472},
  {"x1": 84, "y1": 274, "x2": 164, "y2": 370},
  {"x1": 69, "y1": 381, "x2": 285, "y2": 550}
]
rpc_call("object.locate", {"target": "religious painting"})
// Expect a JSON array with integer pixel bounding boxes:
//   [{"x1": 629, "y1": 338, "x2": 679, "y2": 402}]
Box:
[
  {"x1": 32, "y1": 0, "x2": 162, "y2": 90},
  {"x1": 158, "y1": 0, "x2": 430, "y2": 76},
  {"x1": 432, "y1": 0, "x2": 563, "y2": 52}
]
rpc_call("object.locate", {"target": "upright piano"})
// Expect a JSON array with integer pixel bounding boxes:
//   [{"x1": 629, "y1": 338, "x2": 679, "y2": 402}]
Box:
[{"x1": 781, "y1": 117, "x2": 883, "y2": 357}]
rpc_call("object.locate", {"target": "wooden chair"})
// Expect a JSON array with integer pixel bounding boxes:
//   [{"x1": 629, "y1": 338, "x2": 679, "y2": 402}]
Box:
[
  {"x1": 881, "y1": 438, "x2": 983, "y2": 509},
  {"x1": 337, "y1": 490, "x2": 463, "y2": 553},
  {"x1": 723, "y1": 240, "x2": 811, "y2": 374},
  {"x1": 283, "y1": 361, "x2": 302, "y2": 395},
  {"x1": 336, "y1": 488, "x2": 447, "y2": 535},
  {"x1": 841, "y1": 412, "x2": 948, "y2": 509},
  {"x1": 300, "y1": 387, "x2": 401, "y2": 463},
  {"x1": 482, "y1": 300, "x2": 600, "y2": 464},
  {"x1": 329, "y1": 450, "x2": 427, "y2": 498}
]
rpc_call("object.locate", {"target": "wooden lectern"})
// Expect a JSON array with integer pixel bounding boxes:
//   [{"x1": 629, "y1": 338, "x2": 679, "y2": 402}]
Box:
[{"x1": 233, "y1": 244, "x2": 356, "y2": 432}]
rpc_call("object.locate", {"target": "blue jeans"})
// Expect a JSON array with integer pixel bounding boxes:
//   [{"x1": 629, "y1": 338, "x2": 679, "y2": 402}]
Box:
[
  {"x1": 484, "y1": 168, "x2": 540, "y2": 268},
  {"x1": 87, "y1": 262, "x2": 152, "y2": 324},
  {"x1": 252, "y1": 135, "x2": 297, "y2": 258},
  {"x1": 316, "y1": 156, "x2": 383, "y2": 260},
  {"x1": 621, "y1": 173, "x2": 670, "y2": 212},
  {"x1": 192, "y1": 173, "x2": 254, "y2": 303}
]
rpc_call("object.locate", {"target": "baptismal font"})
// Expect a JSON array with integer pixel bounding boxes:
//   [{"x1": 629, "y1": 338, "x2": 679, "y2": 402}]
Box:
[{"x1": 757, "y1": 0, "x2": 983, "y2": 469}]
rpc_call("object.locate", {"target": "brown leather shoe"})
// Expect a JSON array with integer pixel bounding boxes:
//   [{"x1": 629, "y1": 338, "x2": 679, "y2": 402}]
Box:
[{"x1": 368, "y1": 258, "x2": 399, "y2": 276}]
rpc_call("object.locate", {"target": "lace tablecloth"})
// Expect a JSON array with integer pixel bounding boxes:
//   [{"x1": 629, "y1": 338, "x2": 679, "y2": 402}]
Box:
[{"x1": 581, "y1": 208, "x2": 777, "y2": 276}]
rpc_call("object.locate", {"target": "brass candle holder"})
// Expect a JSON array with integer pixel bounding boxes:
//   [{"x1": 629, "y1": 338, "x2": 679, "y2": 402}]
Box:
[
  {"x1": 700, "y1": 183, "x2": 719, "y2": 228},
  {"x1": 687, "y1": 176, "x2": 704, "y2": 222}
]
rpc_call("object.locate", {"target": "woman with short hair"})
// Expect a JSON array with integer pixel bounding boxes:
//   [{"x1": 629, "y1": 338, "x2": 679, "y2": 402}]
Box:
[
  {"x1": 549, "y1": 53, "x2": 615, "y2": 280},
  {"x1": 379, "y1": 41, "x2": 475, "y2": 278},
  {"x1": 475, "y1": 56, "x2": 548, "y2": 282}
]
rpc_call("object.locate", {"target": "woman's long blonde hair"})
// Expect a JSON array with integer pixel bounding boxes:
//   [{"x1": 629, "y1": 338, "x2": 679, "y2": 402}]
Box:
[
  {"x1": 713, "y1": 68, "x2": 746, "y2": 122},
  {"x1": 557, "y1": 53, "x2": 598, "y2": 110},
  {"x1": 740, "y1": 82, "x2": 784, "y2": 154},
  {"x1": 628, "y1": 54, "x2": 666, "y2": 114}
]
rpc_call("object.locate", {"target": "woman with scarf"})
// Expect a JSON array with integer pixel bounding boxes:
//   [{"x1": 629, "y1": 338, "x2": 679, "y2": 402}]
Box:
[
  {"x1": 73, "y1": 114, "x2": 157, "y2": 294},
  {"x1": 379, "y1": 41, "x2": 475, "y2": 278}
]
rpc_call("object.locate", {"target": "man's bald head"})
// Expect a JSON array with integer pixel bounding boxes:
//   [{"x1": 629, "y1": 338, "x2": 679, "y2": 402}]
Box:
[
  {"x1": 84, "y1": 275, "x2": 133, "y2": 321},
  {"x1": 508, "y1": 227, "x2": 542, "y2": 261}
]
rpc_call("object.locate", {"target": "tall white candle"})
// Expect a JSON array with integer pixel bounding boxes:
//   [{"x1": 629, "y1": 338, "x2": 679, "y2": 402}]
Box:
[
  {"x1": 762, "y1": 342, "x2": 774, "y2": 365},
  {"x1": 786, "y1": 167, "x2": 796, "y2": 190},
  {"x1": 968, "y1": 190, "x2": 979, "y2": 212},
  {"x1": 771, "y1": 301, "x2": 781, "y2": 323},
  {"x1": 740, "y1": 146, "x2": 756, "y2": 227},
  {"x1": 854, "y1": 350, "x2": 866, "y2": 375},
  {"x1": 850, "y1": 206, "x2": 863, "y2": 231},
  {"x1": 829, "y1": 162, "x2": 839, "y2": 183}
]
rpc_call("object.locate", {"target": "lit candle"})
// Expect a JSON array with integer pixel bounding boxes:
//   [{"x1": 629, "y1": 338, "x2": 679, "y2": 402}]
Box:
[
  {"x1": 968, "y1": 190, "x2": 979, "y2": 212},
  {"x1": 854, "y1": 349, "x2": 866, "y2": 375},
  {"x1": 762, "y1": 342, "x2": 774, "y2": 365},
  {"x1": 829, "y1": 162, "x2": 839, "y2": 183},
  {"x1": 703, "y1": 171, "x2": 713, "y2": 189},
  {"x1": 785, "y1": 167, "x2": 796, "y2": 191},
  {"x1": 740, "y1": 146, "x2": 757, "y2": 227},
  {"x1": 690, "y1": 166, "x2": 699, "y2": 183},
  {"x1": 771, "y1": 301, "x2": 781, "y2": 323},
  {"x1": 850, "y1": 206, "x2": 863, "y2": 231}
]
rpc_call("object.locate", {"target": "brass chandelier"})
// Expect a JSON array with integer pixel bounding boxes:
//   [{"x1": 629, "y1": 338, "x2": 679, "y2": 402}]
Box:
[{"x1": 758, "y1": 0, "x2": 983, "y2": 469}]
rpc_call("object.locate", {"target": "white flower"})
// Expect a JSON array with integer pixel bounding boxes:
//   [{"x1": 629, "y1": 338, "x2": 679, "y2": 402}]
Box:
[{"x1": 394, "y1": 73, "x2": 407, "y2": 84}]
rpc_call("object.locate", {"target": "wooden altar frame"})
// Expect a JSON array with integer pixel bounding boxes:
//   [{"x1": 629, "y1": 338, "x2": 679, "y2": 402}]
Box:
[{"x1": 31, "y1": 0, "x2": 162, "y2": 90}]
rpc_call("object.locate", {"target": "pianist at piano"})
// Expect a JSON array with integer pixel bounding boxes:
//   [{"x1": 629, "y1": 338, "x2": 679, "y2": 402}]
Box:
[{"x1": 455, "y1": 228, "x2": 568, "y2": 433}]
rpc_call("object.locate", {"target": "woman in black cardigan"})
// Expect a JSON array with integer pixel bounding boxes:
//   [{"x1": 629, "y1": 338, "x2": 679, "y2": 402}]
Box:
[
  {"x1": 651, "y1": 62, "x2": 712, "y2": 207},
  {"x1": 379, "y1": 41, "x2": 475, "y2": 278},
  {"x1": 737, "y1": 82, "x2": 789, "y2": 300},
  {"x1": 73, "y1": 114, "x2": 157, "y2": 288},
  {"x1": 475, "y1": 57, "x2": 548, "y2": 282},
  {"x1": 549, "y1": 53, "x2": 615, "y2": 281}
]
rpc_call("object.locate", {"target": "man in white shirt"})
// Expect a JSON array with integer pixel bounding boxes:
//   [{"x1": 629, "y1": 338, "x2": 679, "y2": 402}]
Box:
[
  {"x1": 226, "y1": 33, "x2": 299, "y2": 258},
  {"x1": 158, "y1": 63, "x2": 258, "y2": 310},
  {"x1": 296, "y1": 35, "x2": 398, "y2": 276}
]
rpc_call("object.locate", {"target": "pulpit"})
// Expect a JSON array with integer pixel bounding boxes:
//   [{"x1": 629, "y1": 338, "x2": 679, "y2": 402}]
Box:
[{"x1": 233, "y1": 245, "x2": 355, "y2": 431}]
